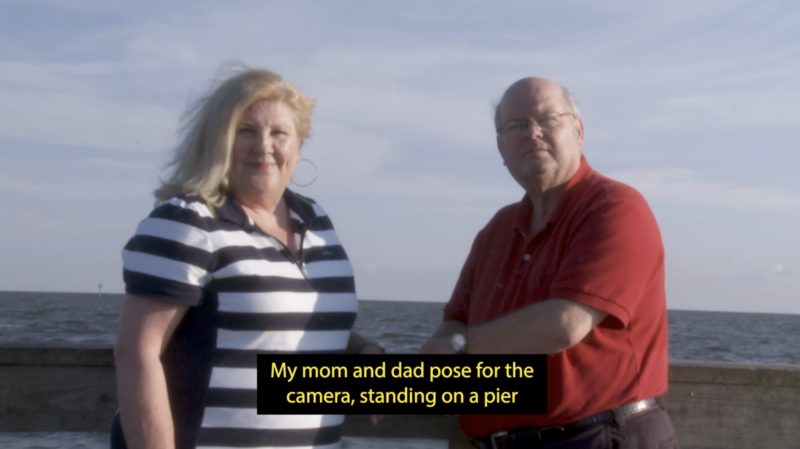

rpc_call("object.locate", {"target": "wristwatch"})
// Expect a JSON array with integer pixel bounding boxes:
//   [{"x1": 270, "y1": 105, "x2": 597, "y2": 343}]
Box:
[{"x1": 450, "y1": 332, "x2": 468, "y2": 354}]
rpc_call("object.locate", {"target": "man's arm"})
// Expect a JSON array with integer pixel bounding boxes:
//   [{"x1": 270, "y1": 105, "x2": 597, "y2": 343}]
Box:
[
  {"x1": 467, "y1": 299, "x2": 606, "y2": 354},
  {"x1": 418, "y1": 320, "x2": 468, "y2": 353},
  {"x1": 114, "y1": 294, "x2": 189, "y2": 449},
  {"x1": 421, "y1": 299, "x2": 606, "y2": 354},
  {"x1": 431, "y1": 320, "x2": 468, "y2": 338}
]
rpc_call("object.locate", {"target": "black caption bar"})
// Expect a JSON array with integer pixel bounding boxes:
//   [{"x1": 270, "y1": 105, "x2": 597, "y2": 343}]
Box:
[{"x1": 257, "y1": 354, "x2": 547, "y2": 414}]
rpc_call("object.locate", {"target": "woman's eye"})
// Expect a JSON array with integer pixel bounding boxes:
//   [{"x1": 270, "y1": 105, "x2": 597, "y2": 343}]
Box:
[{"x1": 237, "y1": 126, "x2": 255, "y2": 134}]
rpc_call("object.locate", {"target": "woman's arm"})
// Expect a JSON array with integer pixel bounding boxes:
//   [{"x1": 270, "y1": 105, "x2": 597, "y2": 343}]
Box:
[{"x1": 114, "y1": 294, "x2": 189, "y2": 449}]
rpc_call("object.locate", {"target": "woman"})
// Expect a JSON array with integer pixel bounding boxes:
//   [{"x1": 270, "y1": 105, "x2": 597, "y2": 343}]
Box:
[{"x1": 112, "y1": 67, "x2": 381, "y2": 449}]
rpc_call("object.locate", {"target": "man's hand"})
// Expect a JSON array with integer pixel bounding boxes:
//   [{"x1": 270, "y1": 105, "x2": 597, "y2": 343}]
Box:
[{"x1": 418, "y1": 337, "x2": 454, "y2": 354}]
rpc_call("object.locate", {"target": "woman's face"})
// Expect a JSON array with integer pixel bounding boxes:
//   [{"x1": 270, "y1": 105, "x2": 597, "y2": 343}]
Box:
[{"x1": 229, "y1": 100, "x2": 301, "y2": 201}]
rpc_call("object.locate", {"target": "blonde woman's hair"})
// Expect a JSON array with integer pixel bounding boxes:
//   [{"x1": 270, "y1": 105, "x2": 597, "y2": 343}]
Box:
[{"x1": 155, "y1": 66, "x2": 315, "y2": 205}]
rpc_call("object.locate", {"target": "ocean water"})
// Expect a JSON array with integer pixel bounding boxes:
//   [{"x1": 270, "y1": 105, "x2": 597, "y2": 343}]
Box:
[
  {"x1": 1, "y1": 291, "x2": 799, "y2": 448},
  {"x1": 2, "y1": 291, "x2": 799, "y2": 363}
]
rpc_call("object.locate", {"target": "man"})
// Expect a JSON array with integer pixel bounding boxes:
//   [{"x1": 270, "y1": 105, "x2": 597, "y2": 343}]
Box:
[{"x1": 420, "y1": 78, "x2": 678, "y2": 448}]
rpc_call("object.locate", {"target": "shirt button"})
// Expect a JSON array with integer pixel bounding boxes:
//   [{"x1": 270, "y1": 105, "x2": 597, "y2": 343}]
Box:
[{"x1": 522, "y1": 253, "x2": 531, "y2": 261}]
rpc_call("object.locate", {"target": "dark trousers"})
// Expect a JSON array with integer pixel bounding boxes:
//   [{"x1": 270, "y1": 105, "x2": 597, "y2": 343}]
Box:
[{"x1": 535, "y1": 405, "x2": 678, "y2": 449}]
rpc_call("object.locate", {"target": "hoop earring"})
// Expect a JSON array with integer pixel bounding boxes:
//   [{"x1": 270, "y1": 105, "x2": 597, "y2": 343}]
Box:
[{"x1": 291, "y1": 158, "x2": 318, "y2": 187}]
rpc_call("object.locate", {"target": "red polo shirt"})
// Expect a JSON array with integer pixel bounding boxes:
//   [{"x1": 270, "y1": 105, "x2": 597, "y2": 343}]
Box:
[{"x1": 444, "y1": 156, "x2": 669, "y2": 436}]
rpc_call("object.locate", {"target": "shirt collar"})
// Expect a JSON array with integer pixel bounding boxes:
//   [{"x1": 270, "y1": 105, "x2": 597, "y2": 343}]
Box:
[
  {"x1": 513, "y1": 155, "x2": 593, "y2": 232},
  {"x1": 215, "y1": 189, "x2": 317, "y2": 229}
]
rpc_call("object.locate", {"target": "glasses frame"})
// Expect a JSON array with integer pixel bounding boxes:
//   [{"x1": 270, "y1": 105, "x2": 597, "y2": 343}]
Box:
[{"x1": 497, "y1": 112, "x2": 576, "y2": 136}]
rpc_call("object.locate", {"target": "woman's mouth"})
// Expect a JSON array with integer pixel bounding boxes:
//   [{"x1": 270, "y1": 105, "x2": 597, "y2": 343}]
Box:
[{"x1": 245, "y1": 160, "x2": 277, "y2": 171}]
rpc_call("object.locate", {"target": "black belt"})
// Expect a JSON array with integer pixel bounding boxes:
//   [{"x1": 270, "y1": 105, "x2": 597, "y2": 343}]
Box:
[{"x1": 472, "y1": 398, "x2": 660, "y2": 449}]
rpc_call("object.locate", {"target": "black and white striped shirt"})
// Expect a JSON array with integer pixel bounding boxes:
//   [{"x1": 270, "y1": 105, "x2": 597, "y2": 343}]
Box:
[{"x1": 118, "y1": 190, "x2": 358, "y2": 449}]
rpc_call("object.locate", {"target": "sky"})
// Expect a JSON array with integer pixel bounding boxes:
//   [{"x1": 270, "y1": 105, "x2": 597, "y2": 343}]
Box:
[{"x1": 1, "y1": 0, "x2": 799, "y2": 314}]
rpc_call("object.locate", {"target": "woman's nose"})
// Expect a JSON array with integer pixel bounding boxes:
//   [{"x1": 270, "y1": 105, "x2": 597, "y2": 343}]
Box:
[{"x1": 253, "y1": 132, "x2": 274, "y2": 154}]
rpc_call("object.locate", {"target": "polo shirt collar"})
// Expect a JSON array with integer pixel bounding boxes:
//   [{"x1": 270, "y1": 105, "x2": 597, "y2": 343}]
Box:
[
  {"x1": 513, "y1": 155, "x2": 593, "y2": 232},
  {"x1": 214, "y1": 194, "x2": 249, "y2": 226},
  {"x1": 214, "y1": 189, "x2": 316, "y2": 229}
]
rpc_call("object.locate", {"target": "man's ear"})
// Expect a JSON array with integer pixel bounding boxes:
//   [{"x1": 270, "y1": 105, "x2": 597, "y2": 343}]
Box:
[{"x1": 574, "y1": 117, "x2": 585, "y2": 144}]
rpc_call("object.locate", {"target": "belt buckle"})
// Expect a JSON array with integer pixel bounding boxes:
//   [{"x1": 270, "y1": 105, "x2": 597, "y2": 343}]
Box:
[
  {"x1": 619, "y1": 397, "x2": 658, "y2": 418},
  {"x1": 489, "y1": 430, "x2": 508, "y2": 449}
]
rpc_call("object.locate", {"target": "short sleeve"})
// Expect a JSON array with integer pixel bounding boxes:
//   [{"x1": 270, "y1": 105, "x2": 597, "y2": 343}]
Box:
[
  {"x1": 122, "y1": 197, "x2": 216, "y2": 305},
  {"x1": 549, "y1": 185, "x2": 664, "y2": 328}
]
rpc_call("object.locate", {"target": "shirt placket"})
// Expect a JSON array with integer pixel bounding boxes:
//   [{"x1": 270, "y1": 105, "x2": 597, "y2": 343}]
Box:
[
  {"x1": 505, "y1": 231, "x2": 547, "y2": 311},
  {"x1": 247, "y1": 216, "x2": 310, "y2": 279}
]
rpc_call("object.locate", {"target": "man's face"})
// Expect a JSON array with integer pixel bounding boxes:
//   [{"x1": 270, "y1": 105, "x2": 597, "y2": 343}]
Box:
[{"x1": 496, "y1": 80, "x2": 584, "y2": 192}]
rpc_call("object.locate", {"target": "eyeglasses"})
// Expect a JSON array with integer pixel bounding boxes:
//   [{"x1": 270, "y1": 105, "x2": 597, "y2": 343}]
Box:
[{"x1": 498, "y1": 112, "x2": 575, "y2": 136}]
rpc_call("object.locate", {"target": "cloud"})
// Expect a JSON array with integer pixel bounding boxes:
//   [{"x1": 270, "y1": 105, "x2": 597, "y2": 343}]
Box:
[
  {"x1": 303, "y1": 121, "x2": 397, "y2": 178},
  {"x1": 634, "y1": 88, "x2": 800, "y2": 131},
  {"x1": 0, "y1": 62, "x2": 179, "y2": 153},
  {"x1": 309, "y1": 79, "x2": 497, "y2": 154},
  {"x1": 666, "y1": 257, "x2": 800, "y2": 314},
  {"x1": 0, "y1": 175, "x2": 147, "y2": 201},
  {"x1": 612, "y1": 168, "x2": 800, "y2": 211},
  {"x1": 2, "y1": 0, "x2": 799, "y2": 315},
  {"x1": 349, "y1": 172, "x2": 512, "y2": 205},
  {"x1": 77, "y1": 157, "x2": 158, "y2": 172},
  {"x1": 668, "y1": 270, "x2": 800, "y2": 314},
  {"x1": 763, "y1": 262, "x2": 799, "y2": 279}
]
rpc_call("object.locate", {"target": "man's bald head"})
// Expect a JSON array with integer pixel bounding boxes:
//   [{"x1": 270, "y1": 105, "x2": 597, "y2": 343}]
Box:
[{"x1": 494, "y1": 77, "x2": 580, "y2": 132}]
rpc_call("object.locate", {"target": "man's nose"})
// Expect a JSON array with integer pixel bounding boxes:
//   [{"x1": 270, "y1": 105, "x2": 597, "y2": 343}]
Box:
[{"x1": 526, "y1": 121, "x2": 545, "y2": 138}]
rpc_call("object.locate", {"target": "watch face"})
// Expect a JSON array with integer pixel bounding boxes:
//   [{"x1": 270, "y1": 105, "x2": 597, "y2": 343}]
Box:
[{"x1": 451, "y1": 333, "x2": 467, "y2": 353}]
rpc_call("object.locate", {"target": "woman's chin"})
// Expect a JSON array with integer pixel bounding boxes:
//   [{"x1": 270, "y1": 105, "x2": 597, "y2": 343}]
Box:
[{"x1": 230, "y1": 180, "x2": 279, "y2": 199}]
